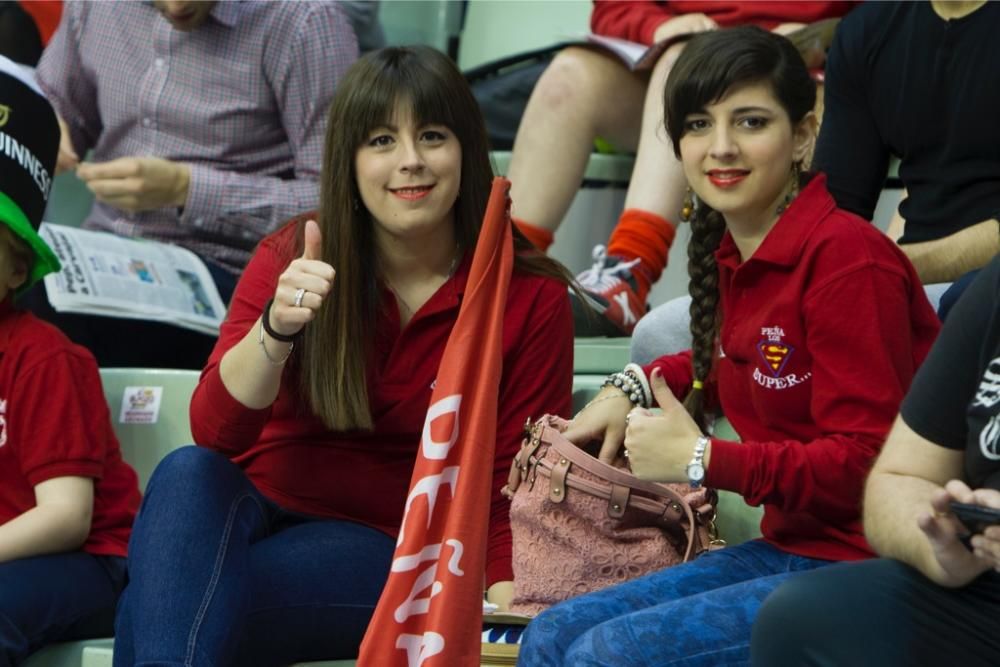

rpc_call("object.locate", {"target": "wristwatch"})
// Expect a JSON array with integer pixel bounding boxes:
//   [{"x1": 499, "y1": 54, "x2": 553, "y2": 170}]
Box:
[{"x1": 686, "y1": 436, "x2": 710, "y2": 488}]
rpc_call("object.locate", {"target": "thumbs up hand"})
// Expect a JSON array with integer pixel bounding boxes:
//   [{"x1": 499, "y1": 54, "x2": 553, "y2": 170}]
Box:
[
  {"x1": 624, "y1": 369, "x2": 707, "y2": 482},
  {"x1": 268, "y1": 219, "x2": 336, "y2": 338}
]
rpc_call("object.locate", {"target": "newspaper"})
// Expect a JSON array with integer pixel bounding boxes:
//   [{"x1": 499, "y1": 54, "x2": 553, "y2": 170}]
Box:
[{"x1": 39, "y1": 223, "x2": 226, "y2": 335}]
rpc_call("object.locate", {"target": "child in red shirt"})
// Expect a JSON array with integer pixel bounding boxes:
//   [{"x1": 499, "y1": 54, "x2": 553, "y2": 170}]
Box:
[
  {"x1": 0, "y1": 56, "x2": 140, "y2": 665},
  {"x1": 518, "y1": 27, "x2": 941, "y2": 666}
]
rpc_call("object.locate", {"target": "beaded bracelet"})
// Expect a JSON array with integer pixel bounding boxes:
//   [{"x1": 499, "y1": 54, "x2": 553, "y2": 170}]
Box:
[
  {"x1": 261, "y1": 298, "x2": 299, "y2": 343},
  {"x1": 623, "y1": 363, "x2": 651, "y2": 407},
  {"x1": 601, "y1": 369, "x2": 651, "y2": 409}
]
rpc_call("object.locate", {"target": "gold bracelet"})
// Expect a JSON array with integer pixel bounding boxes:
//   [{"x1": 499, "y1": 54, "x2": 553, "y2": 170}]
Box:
[
  {"x1": 258, "y1": 319, "x2": 294, "y2": 366},
  {"x1": 581, "y1": 392, "x2": 631, "y2": 412}
]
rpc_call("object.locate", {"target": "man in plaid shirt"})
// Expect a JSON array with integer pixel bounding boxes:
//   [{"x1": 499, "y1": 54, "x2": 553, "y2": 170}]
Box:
[{"x1": 26, "y1": 0, "x2": 358, "y2": 368}]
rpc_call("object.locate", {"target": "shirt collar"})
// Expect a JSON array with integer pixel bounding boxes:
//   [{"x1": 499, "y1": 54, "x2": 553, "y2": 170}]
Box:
[
  {"x1": 209, "y1": 1, "x2": 245, "y2": 28},
  {"x1": 378, "y1": 251, "x2": 473, "y2": 326},
  {"x1": 716, "y1": 173, "x2": 835, "y2": 270},
  {"x1": 143, "y1": 1, "x2": 245, "y2": 29}
]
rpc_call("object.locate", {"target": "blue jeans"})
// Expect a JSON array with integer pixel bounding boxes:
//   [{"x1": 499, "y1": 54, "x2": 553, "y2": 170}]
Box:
[
  {"x1": 517, "y1": 540, "x2": 831, "y2": 667},
  {"x1": 113, "y1": 447, "x2": 395, "y2": 667},
  {"x1": 0, "y1": 552, "x2": 126, "y2": 666},
  {"x1": 937, "y1": 269, "x2": 980, "y2": 321}
]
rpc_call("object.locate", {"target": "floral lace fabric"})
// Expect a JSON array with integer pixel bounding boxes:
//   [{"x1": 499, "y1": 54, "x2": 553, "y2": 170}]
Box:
[{"x1": 508, "y1": 439, "x2": 701, "y2": 616}]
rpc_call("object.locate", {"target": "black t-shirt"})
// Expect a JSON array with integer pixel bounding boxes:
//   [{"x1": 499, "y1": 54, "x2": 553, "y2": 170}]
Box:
[
  {"x1": 901, "y1": 255, "x2": 1000, "y2": 490},
  {"x1": 815, "y1": 1, "x2": 1000, "y2": 244}
]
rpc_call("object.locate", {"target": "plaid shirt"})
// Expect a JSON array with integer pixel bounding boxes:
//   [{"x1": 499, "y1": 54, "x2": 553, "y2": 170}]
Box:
[{"x1": 37, "y1": 0, "x2": 357, "y2": 273}]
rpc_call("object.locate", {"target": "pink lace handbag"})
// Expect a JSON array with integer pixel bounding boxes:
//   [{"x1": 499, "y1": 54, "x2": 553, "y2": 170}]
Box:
[{"x1": 502, "y1": 415, "x2": 719, "y2": 616}]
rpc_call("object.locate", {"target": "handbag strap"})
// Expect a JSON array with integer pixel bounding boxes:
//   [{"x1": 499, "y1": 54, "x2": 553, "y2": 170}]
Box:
[
  {"x1": 537, "y1": 422, "x2": 691, "y2": 506},
  {"x1": 534, "y1": 420, "x2": 711, "y2": 561}
]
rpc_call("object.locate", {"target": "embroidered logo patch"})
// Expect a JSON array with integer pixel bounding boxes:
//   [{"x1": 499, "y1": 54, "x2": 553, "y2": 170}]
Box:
[
  {"x1": 753, "y1": 326, "x2": 811, "y2": 391},
  {"x1": 757, "y1": 326, "x2": 794, "y2": 378}
]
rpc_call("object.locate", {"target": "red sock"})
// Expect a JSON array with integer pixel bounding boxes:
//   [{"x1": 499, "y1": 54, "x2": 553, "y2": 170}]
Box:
[
  {"x1": 513, "y1": 217, "x2": 555, "y2": 252},
  {"x1": 606, "y1": 209, "x2": 676, "y2": 301}
]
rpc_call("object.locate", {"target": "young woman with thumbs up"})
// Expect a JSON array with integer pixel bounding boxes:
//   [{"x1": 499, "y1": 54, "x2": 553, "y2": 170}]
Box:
[
  {"x1": 112, "y1": 46, "x2": 575, "y2": 667},
  {"x1": 518, "y1": 27, "x2": 941, "y2": 666}
]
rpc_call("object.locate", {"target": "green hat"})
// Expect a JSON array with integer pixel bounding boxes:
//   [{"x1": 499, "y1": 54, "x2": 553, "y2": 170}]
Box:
[{"x1": 0, "y1": 55, "x2": 61, "y2": 291}]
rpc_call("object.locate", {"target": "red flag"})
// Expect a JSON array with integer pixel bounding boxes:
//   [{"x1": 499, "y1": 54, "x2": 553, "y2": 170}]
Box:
[{"x1": 357, "y1": 177, "x2": 514, "y2": 667}]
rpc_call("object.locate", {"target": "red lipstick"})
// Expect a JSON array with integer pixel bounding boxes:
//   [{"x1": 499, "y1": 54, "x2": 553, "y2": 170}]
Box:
[
  {"x1": 707, "y1": 169, "x2": 749, "y2": 188},
  {"x1": 390, "y1": 185, "x2": 435, "y2": 201}
]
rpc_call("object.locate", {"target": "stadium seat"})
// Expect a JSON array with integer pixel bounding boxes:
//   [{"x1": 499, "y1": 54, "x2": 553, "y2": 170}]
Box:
[{"x1": 379, "y1": 0, "x2": 463, "y2": 56}]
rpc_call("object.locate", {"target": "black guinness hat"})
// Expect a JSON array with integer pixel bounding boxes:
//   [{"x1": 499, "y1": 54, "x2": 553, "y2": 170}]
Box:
[{"x1": 0, "y1": 55, "x2": 60, "y2": 289}]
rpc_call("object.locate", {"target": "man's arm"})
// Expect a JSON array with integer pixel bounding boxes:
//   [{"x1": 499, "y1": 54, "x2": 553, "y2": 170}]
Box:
[
  {"x1": 866, "y1": 259, "x2": 1000, "y2": 585},
  {"x1": 36, "y1": 2, "x2": 101, "y2": 163},
  {"x1": 864, "y1": 417, "x2": 991, "y2": 587},
  {"x1": 175, "y1": 3, "x2": 358, "y2": 242},
  {"x1": 813, "y1": 8, "x2": 890, "y2": 222},
  {"x1": 899, "y1": 218, "x2": 1000, "y2": 284},
  {"x1": 884, "y1": 190, "x2": 996, "y2": 284}
]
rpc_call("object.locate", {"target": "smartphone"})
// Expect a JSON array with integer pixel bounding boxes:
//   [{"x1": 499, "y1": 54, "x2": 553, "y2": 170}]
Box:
[{"x1": 949, "y1": 501, "x2": 1000, "y2": 536}]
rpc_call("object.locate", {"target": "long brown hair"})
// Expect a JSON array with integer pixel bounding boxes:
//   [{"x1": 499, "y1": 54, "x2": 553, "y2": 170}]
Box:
[
  {"x1": 663, "y1": 27, "x2": 816, "y2": 429},
  {"x1": 297, "y1": 46, "x2": 573, "y2": 431}
]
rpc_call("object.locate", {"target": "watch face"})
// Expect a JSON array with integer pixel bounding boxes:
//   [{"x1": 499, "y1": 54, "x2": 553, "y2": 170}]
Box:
[{"x1": 687, "y1": 463, "x2": 705, "y2": 482}]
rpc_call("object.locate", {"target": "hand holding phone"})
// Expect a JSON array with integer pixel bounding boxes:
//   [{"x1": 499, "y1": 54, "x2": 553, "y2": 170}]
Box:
[{"x1": 949, "y1": 501, "x2": 1000, "y2": 537}]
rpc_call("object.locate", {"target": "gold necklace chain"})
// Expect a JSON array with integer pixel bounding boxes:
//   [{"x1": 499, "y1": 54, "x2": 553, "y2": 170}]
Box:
[{"x1": 385, "y1": 247, "x2": 460, "y2": 318}]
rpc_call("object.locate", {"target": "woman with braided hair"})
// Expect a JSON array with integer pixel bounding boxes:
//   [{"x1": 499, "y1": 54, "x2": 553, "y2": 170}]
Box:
[{"x1": 518, "y1": 26, "x2": 940, "y2": 666}]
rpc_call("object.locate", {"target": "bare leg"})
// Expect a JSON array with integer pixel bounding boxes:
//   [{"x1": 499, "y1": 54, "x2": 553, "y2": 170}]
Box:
[
  {"x1": 507, "y1": 47, "x2": 646, "y2": 232},
  {"x1": 622, "y1": 42, "x2": 689, "y2": 219}
]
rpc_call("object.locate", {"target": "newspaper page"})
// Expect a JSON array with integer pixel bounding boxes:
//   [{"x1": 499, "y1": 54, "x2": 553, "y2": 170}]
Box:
[{"x1": 39, "y1": 223, "x2": 226, "y2": 335}]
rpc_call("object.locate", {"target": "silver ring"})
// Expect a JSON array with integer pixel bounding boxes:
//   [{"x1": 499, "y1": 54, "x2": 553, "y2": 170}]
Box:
[{"x1": 293, "y1": 288, "x2": 306, "y2": 308}]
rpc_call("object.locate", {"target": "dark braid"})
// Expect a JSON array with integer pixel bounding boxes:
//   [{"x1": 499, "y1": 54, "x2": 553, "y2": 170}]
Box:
[{"x1": 683, "y1": 205, "x2": 726, "y2": 430}]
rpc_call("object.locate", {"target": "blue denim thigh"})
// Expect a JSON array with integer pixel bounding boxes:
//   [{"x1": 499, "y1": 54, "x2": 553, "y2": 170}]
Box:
[
  {"x1": 0, "y1": 552, "x2": 126, "y2": 667},
  {"x1": 114, "y1": 446, "x2": 276, "y2": 667},
  {"x1": 518, "y1": 540, "x2": 831, "y2": 667},
  {"x1": 938, "y1": 269, "x2": 980, "y2": 321},
  {"x1": 231, "y1": 518, "x2": 395, "y2": 665},
  {"x1": 115, "y1": 446, "x2": 397, "y2": 667}
]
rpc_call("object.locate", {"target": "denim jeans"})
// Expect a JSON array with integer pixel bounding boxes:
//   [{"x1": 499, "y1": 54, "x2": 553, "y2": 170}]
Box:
[
  {"x1": 938, "y1": 269, "x2": 980, "y2": 321},
  {"x1": 113, "y1": 446, "x2": 395, "y2": 667},
  {"x1": 0, "y1": 552, "x2": 126, "y2": 666},
  {"x1": 517, "y1": 540, "x2": 831, "y2": 667}
]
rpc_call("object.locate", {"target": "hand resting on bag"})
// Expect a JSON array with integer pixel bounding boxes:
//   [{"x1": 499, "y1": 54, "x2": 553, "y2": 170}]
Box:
[{"x1": 562, "y1": 386, "x2": 633, "y2": 463}]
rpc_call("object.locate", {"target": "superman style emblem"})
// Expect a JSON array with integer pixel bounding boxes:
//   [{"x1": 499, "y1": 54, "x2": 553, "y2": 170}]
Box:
[{"x1": 757, "y1": 340, "x2": 794, "y2": 378}]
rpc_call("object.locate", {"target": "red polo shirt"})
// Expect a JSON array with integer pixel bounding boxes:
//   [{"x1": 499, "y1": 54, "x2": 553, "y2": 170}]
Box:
[
  {"x1": 648, "y1": 175, "x2": 941, "y2": 562},
  {"x1": 592, "y1": 1, "x2": 857, "y2": 46},
  {"x1": 0, "y1": 300, "x2": 140, "y2": 558},
  {"x1": 191, "y1": 221, "x2": 574, "y2": 586}
]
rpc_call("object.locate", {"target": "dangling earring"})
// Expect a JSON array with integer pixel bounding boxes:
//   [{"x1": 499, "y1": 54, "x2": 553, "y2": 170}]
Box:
[
  {"x1": 680, "y1": 187, "x2": 697, "y2": 222},
  {"x1": 775, "y1": 162, "x2": 801, "y2": 216}
]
